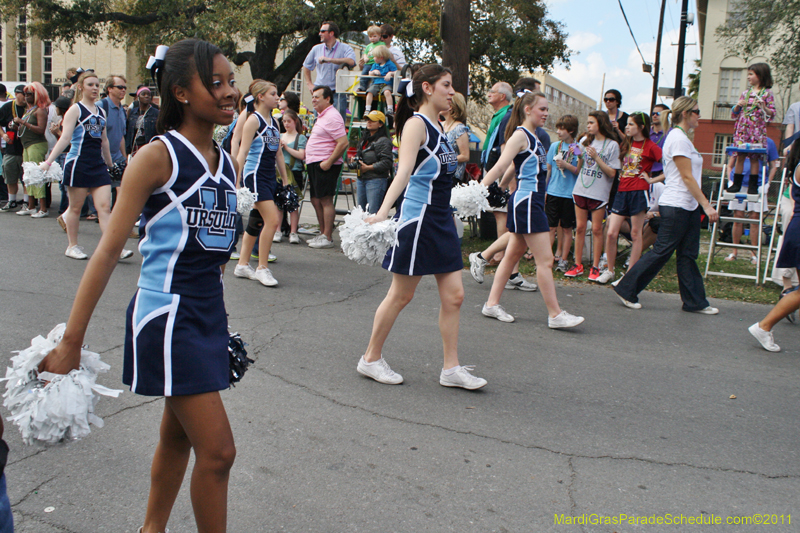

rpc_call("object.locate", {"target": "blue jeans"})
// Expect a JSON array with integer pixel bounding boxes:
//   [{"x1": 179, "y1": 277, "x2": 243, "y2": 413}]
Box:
[
  {"x1": 333, "y1": 92, "x2": 349, "y2": 122},
  {"x1": 0, "y1": 474, "x2": 13, "y2": 532},
  {"x1": 357, "y1": 178, "x2": 388, "y2": 214},
  {"x1": 614, "y1": 205, "x2": 710, "y2": 311}
]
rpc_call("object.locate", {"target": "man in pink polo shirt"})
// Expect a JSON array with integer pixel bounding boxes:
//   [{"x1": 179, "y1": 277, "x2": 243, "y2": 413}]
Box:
[{"x1": 306, "y1": 85, "x2": 349, "y2": 248}]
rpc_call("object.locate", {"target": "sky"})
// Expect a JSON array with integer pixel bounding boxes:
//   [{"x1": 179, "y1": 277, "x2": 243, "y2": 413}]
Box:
[{"x1": 543, "y1": 0, "x2": 701, "y2": 113}]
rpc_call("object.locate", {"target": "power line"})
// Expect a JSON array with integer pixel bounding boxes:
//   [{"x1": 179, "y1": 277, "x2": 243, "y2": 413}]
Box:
[{"x1": 617, "y1": 0, "x2": 653, "y2": 78}]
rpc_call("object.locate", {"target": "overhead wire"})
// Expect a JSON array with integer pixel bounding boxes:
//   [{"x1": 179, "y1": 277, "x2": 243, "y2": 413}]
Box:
[{"x1": 617, "y1": 0, "x2": 654, "y2": 78}]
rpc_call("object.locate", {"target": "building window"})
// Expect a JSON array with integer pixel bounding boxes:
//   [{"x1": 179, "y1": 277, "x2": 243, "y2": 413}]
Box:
[
  {"x1": 289, "y1": 70, "x2": 303, "y2": 93},
  {"x1": 44, "y1": 57, "x2": 52, "y2": 72},
  {"x1": 718, "y1": 68, "x2": 743, "y2": 104},
  {"x1": 44, "y1": 73, "x2": 51, "y2": 85},
  {"x1": 44, "y1": 40, "x2": 52, "y2": 56},
  {"x1": 19, "y1": 57, "x2": 26, "y2": 74},
  {"x1": 713, "y1": 134, "x2": 734, "y2": 167}
]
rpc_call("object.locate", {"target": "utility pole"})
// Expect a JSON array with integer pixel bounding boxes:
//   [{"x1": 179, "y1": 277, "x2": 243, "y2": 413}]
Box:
[
  {"x1": 441, "y1": 0, "x2": 470, "y2": 96},
  {"x1": 674, "y1": 0, "x2": 689, "y2": 98},
  {"x1": 651, "y1": 0, "x2": 667, "y2": 110}
]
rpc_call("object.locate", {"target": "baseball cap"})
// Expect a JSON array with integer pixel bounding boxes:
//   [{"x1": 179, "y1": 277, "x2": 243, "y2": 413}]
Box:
[
  {"x1": 364, "y1": 110, "x2": 386, "y2": 124},
  {"x1": 14, "y1": 85, "x2": 25, "y2": 94}
]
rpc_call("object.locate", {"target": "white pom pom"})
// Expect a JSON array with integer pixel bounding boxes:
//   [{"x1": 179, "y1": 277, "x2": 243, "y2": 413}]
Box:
[
  {"x1": 338, "y1": 206, "x2": 398, "y2": 266},
  {"x1": 22, "y1": 162, "x2": 63, "y2": 187},
  {"x1": 236, "y1": 187, "x2": 257, "y2": 215},
  {"x1": 450, "y1": 181, "x2": 489, "y2": 219},
  {"x1": 2, "y1": 324, "x2": 123, "y2": 446}
]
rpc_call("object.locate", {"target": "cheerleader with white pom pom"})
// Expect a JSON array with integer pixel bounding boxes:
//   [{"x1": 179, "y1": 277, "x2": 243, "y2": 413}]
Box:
[
  {"x1": 358, "y1": 65, "x2": 487, "y2": 390},
  {"x1": 40, "y1": 72, "x2": 134, "y2": 261},
  {"x1": 39, "y1": 40, "x2": 239, "y2": 533},
  {"x1": 480, "y1": 91, "x2": 584, "y2": 329},
  {"x1": 233, "y1": 80, "x2": 289, "y2": 287}
]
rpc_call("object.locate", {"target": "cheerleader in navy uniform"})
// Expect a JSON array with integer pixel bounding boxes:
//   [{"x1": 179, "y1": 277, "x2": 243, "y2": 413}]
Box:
[
  {"x1": 234, "y1": 80, "x2": 289, "y2": 287},
  {"x1": 357, "y1": 64, "x2": 487, "y2": 390},
  {"x1": 479, "y1": 91, "x2": 584, "y2": 328},
  {"x1": 40, "y1": 40, "x2": 240, "y2": 532},
  {"x1": 749, "y1": 139, "x2": 800, "y2": 352},
  {"x1": 41, "y1": 71, "x2": 134, "y2": 261}
]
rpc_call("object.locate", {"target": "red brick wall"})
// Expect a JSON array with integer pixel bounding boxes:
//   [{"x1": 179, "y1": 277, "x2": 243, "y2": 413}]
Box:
[{"x1": 694, "y1": 119, "x2": 783, "y2": 170}]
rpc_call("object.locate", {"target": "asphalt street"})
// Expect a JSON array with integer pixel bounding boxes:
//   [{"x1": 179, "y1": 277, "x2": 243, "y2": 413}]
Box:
[{"x1": 0, "y1": 203, "x2": 798, "y2": 532}]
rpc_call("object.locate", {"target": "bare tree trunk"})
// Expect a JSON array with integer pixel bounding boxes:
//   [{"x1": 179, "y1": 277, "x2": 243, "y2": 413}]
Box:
[{"x1": 441, "y1": 0, "x2": 470, "y2": 96}]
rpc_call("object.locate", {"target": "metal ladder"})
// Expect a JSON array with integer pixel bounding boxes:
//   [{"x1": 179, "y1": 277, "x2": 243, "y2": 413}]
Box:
[
  {"x1": 704, "y1": 145, "x2": 769, "y2": 284},
  {"x1": 761, "y1": 167, "x2": 789, "y2": 284}
]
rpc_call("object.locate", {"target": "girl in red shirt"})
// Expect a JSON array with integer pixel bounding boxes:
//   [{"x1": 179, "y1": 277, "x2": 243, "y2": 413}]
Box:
[{"x1": 597, "y1": 111, "x2": 663, "y2": 284}]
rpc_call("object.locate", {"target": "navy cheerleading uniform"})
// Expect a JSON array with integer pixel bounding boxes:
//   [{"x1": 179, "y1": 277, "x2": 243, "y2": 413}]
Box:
[
  {"x1": 507, "y1": 127, "x2": 549, "y2": 234},
  {"x1": 123, "y1": 131, "x2": 237, "y2": 396},
  {"x1": 776, "y1": 168, "x2": 800, "y2": 270},
  {"x1": 383, "y1": 113, "x2": 462, "y2": 276},
  {"x1": 63, "y1": 102, "x2": 111, "y2": 188},
  {"x1": 242, "y1": 111, "x2": 281, "y2": 202}
]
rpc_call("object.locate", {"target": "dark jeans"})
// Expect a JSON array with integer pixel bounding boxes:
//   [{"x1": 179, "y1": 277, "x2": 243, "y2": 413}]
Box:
[{"x1": 614, "y1": 205, "x2": 710, "y2": 311}]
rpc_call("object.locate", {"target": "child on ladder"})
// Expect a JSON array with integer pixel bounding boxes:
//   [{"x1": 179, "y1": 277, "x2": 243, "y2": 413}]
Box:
[
  {"x1": 729, "y1": 63, "x2": 776, "y2": 194},
  {"x1": 363, "y1": 46, "x2": 397, "y2": 118}
]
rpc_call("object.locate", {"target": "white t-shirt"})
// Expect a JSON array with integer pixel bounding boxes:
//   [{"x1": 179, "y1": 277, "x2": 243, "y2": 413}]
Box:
[
  {"x1": 658, "y1": 128, "x2": 703, "y2": 211},
  {"x1": 44, "y1": 104, "x2": 60, "y2": 155},
  {"x1": 648, "y1": 181, "x2": 664, "y2": 212},
  {"x1": 572, "y1": 137, "x2": 621, "y2": 202}
]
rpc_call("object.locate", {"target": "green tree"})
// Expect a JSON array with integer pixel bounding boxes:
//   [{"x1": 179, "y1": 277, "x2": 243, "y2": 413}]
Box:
[
  {"x1": 715, "y1": 0, "x2": 800, "y2": 90},
  {"x1": 687, "y1": 59, "x2": 701, "y2": 100},
  {"x1": 0, "y1": 0, "x2": 568, "y2": 96}
]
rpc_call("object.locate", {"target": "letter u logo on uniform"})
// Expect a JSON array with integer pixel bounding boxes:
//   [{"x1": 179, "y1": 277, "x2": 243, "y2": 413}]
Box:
[{"x1": 195, "y1": 187, "x2": 237, "y2": 251}]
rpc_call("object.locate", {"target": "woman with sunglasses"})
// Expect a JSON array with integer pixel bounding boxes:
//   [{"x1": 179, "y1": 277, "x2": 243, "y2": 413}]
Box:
[
  {"x1": 604, "y1": 90, "x2": 629, "y2": 136},
  {"x1": 613, "y1": 96, "x2": 719, "y2": 313}
]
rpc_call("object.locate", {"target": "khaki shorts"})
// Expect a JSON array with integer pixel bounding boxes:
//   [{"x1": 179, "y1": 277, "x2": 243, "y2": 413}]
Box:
[{"x1": 2, "y1": 154, "x2": 22, "y2": 185}]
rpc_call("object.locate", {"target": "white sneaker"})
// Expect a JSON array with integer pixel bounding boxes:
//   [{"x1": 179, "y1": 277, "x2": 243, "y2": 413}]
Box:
[
  {"x1": 234, "y1": 264, "x2": 257, "y2": 279},
  {"x1": 469, "y1": 252, "x2": 487, "y2": 283},
  {"x1": 16, "y1": 206, "x2": 34, "y2": 215},
  {"x1": 254, "y1": 266, "x2": 278, "y2": 287},
  {"x1": 748, "y1": 322, "x2": 780, "y2": 352},
  {"x1": 31, "y1": 210, "x2": 49, "y2": 218},
  {"x1": 273, "y1": 230, "x2": 282, "y2": 243},
  {"x1": 307, "y1": 235, "x2": 323, "y2": 246},
  {"x1": 505, "y1": 275, "x2": 538, "y2": 291},
  {"x1": 548, "y1": 310, "x2": 585, "y2": 329},
  {"x1": 616, "y1": 293, "x2": 641, "y2": 309},
  {"x1": 691, "y1": 306, "x2": 719, "y2": 315},
  {"x1": 65, "y1": 245, "x2": 88, "y2": 260},
  {"x1": 357, "y1": 356, "x2": 403, "y2": 384},
  {"x1": 309, "y1": 235, "x2": 334, "y2": 248},
  {"x1": 268, "y1": 253, "x2": 277, "y2": 262},
  {"x1": 289, "y1": 232, "x2": 301, "y2": 244},
  {"x1": 439, "y1": 365, "x2": 487, "y2": 390},
  {"x1": 724, "y1": 252, "x2": 737, "y2": 261},
  {"x1": 611, "y1": 273, "x2": 624, "y2": 287},
  {"x1": 119, "y1": 249, "x2": 134, "y2": 260},
  {"x1": 482, "y1": 303, "x2": 515, "y2": 323},
  {"x1": 229, "y1": 251, "x2": 240, "y2": 260},
  {"x1": 595, "y1": 269, "x2": 614, "y2": 284}
]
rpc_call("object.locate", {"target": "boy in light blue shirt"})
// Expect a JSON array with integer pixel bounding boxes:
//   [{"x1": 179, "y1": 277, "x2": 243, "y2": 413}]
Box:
[
  {"x1": 363, "y1": 45, "x2": 397, "y2": 117},
  {"x1": 545, "y1": 115, "x2": 582, "y2": 270}
]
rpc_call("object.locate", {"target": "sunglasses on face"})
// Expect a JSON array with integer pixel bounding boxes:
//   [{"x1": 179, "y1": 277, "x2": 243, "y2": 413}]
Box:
[
  {"x1": 604, "y1": 97, "x2": 617, "y2": 103},
  {"x1": 111, "y1": 85, "x2": 127, "y2": 91},
  {"x1": 381, "y1": 34, "x2": 389, "y2": 39},
  {"x1": 690, "y1": 109, "x2": 701, "y2": 115},
  {"x1": 319, "y1": 29, "x2": 330, "y2": 33},
  {"x1": 652, "y1": 111, "x2": 660, "y2": 116}
]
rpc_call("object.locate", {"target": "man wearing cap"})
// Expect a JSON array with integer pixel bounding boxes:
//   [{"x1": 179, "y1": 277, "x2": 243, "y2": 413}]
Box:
[
  {"x1": 125, "y1": 86, "x2": 158, "y2": 155},
  {"x1": 302, "y1": 21, "x2": 356, "y2": 121},
  {"x1": 0, "y1": 85, "x2": 28, "y2": 211},
  {"x1": 305, "y1": 85, "x2": 349, "y2": 249},
  {"x1": 350, "y1": 110, "x2": 393, "y2": 214}
]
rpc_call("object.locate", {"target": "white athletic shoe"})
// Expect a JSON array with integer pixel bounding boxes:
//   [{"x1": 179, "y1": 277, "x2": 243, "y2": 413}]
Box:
[
  {"x1": 289, "y1": 232, "x2": 301, "y2": 244},
  {"x1": 748, "y1": 323, "x2": 780, "y2": 352},
  {"x1": 439, "y1": 365, "x2": 487, "y2": 390},
  {"x1": 505, "y1": 275, "x2": 538, "y2": 291},
  {"x1": 309, "y1": 235, "x2": 334, "y2": 248},
  {"x1": 691, "y1": 306, "x2": 719, "y2": 315},
  {"x1": 16, "y1": 205, "x2": 35, "y2": 216},
  {"x1": 254, "y1": 267, "x2": 278, "y2": 287},
  {"x1": 229, "y1": 251, "x2": 240, "y2": 260},
  {"x1": 548, "y1": 310, "x2": 585, "y2": 329},
  {"x1": 273, "y1": 230, "x2": 282, "y2": 243},
  {"x1": 234, "y1": 264, "x2": 257, "y2": 279},
  {"x1": 469, "y1": 252, "x2": 487, "y2": 284},
  {"x1": 65, "y1": 245, "x2": 88, "y2": 260},
  {"x1": 616, "y1": 293, "x2": 642, "y2": 309},
  {"x1": 357, "y1": 356, "x2": 403, "y2": 384},
  {"x1": 595, "y1": 269, "x2": 614, "y2": 284},
  {"x1": 482, "y1": 303, "x2": 515, "y2": 323},
  {"x1": 31, "y1": 210, "x2": 49, "y2": 218},
  {"x1": 119, "y1": 249, "x2": 134, "y2": 260},
  {"x1": 611, "y1": 273, "x2": 624, "y2": 287}
]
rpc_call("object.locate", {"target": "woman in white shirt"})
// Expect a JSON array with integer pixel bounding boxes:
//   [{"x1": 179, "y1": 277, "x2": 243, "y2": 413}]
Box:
[{"x1": 613, "y1": 96, "x2": 720, "y2": 313}]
